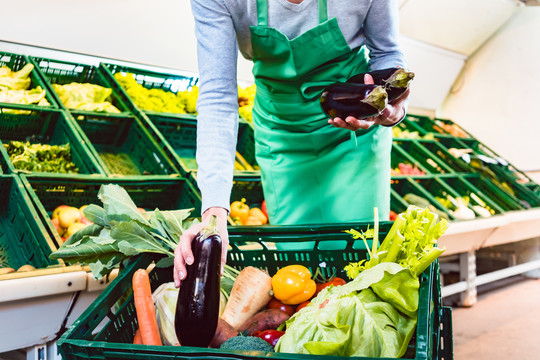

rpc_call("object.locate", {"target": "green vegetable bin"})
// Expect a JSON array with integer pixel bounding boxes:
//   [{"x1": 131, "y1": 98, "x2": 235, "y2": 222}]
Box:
[
  {"x1": 29, "y1": 57, "x2": 132, "y2": 117},
  {"x1": 0, "y1": 175, "x2": 60, "y2": 271},
  {"x1": 0, "y1": 109, "x2": 105, "y2": 176},
  {"x1": 146, "y1": 113, "x2": 258, "y2": 175},
  {"x1": 20, "y1": 175, "x2": 202, "y2": 248},
  {"x1": 404, "y1": 115, "x2": 471, "y2": 140},
  {"x1": 393, "y1": 140, "x2": 456, "y2": 175},
  {"x1": 67, "y1": 112, "x2": 180, "y2": 177},
  {"x1": 56, "y1": 224, "x2": 452, "y2": 360},
  {"x1": 100, "y1": 62, "x2": 199, "y2": 118},
  {"x1": 0, "y1": 51, "x2": 59, "y2": 112}
]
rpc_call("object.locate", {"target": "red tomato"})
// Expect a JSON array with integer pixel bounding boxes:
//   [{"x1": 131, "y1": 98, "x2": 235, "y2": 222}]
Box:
[
  {"x1": 267, "y1": 297, "x2": 296, "y2": 316},
  {"x1": 261, "y1": 200, "x2": 268, "y2": 220},
  {"x1": 315, "y1": 277, "x2": 347, "y2": 296},
  {"x1": 253, "y1": 330, "x2": 285, "y2": 347},
  {"x1": 295, "y1": 300, "x2": 311, "y2": 312}
]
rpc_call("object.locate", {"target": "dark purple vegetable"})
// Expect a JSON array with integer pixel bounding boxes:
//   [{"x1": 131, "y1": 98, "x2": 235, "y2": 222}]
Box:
[
  {"x1": 347, "y1": 67, "x2": 415, "y2": 102},
  {"x1": 320, "y1": 83, "x2": 388, "y2": 119},
  {"x1": 175, "y1": 215, "x2": 222, "y2": 347}
]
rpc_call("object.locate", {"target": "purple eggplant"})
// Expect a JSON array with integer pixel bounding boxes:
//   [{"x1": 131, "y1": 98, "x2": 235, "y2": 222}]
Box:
[
  {"x1": 175, "y1": 215, "x2": 222, "y2": 347},
  {"x1": 320, "y1": 83, "x2": 388, "y2": 119},
  {"x1": 347, "y1": 67, "x2": 415, "y2": 102}
]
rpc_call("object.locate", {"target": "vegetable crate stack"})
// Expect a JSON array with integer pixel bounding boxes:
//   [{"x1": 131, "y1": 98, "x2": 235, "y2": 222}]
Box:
[
  {"x1": 100, "y1": 62, "x2": 264, "y2": 223},
  {"x1": 53, "y1": 184, "x2": 452, "y2": 360},
  {"x1": 389, "y1": 114, "x2": 540, "y2": 222}
]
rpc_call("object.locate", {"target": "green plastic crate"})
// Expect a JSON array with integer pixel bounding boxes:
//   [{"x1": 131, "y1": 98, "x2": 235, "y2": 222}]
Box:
[
  {"x1": 0, "y1": 51, "x2": 59, "y2": 112},
  {"x1": 405, "y1": 115, "x2": 471, "y2": 140},
  {"x1": 68, "y1": 112, "x2": 180, "y2": 176},
  {"x1": 147, "y1": 113, "x2": 258, "y2": 175},
  {"x1": 100, "y1": 63, "x2": 199, "y2": 118},
  {"x1": 21, "y1": 174, "x2": 202, "y2": 248},
  {"x1": 391, "y1": 177, "x2": 454, "y2": 221},
  {"x1": 57, "y1": 223, "x2": 451, "y2": 360},
  {"x1": 0, "y1": 109, "x2": 104, "y2": 176},
  {"x1": 0, "y1": 175, "x2": 60, "y2": 270},
  {"x1": 30, "y1": 57, "x2": 132, "y2": 117},
  {"x1": 393, "y1": 140, "x2": 455, "y2": 175},
  {"x1": 460, "y1": 175, "x2": 524, "y2": 212},
  {"x1": 391, "y1": 143, "x2": 431, "y2": 176}
]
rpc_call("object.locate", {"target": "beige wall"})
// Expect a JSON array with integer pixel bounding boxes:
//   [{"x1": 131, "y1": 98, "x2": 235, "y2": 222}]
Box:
[{"x1": 440, "y1": 7, "x2": 540, "y2": 171}]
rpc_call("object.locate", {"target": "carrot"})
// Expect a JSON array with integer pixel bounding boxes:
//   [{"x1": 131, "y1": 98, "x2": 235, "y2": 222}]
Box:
[
  {"x1": 133, "y1": 269, "x2": 162, "y2": 345},
  {"x1": 133, "y1": 328, "x2": 142, "y2": 344},
  {"x1": 220, "y1": 266, "x2": 273, "y2": 329}
]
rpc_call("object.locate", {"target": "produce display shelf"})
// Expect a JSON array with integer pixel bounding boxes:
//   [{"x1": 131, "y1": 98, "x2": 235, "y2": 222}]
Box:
[
  {"x1": 30, "y1": 56, "x2": 133, "y2": 118},
  {"x1": 0, "y1": 51, "x2": 59, "y2": 111},
  {"x1": 57, "y1": 223, "x2": 452, "y2": 360},
  {"x1": 0, "y1": 108, "x2": 105, "y2": 177},
  {"x1": 0, "y1": 175, "x2": 60, "y2": 272},
  {"x1": 67, "y1": 111, "x2": 180, "y2": 177},
  {"x1": 21, "y1": 174, "x2": 202, "y2": 248}
]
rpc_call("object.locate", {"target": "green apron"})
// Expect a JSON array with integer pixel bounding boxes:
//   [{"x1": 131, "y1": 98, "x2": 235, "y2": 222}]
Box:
[{"x1": 251, "y1": 0, "x2": 392, "y2": 226}]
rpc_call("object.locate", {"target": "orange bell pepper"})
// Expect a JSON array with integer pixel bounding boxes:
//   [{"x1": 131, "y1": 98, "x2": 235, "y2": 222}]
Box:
[
  {"x1": 245, "y1": 207, "x2": 267, "y2": 225},
  {"x1": 271, "y1": 265, "x2": 316, "y2": 305},
  {"x1": 230, "y1": 198, "x2": 249, "y2": 225}
]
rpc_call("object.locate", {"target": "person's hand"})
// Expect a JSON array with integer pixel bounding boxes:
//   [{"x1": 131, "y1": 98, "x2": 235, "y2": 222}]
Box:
[
  {"x1": 328, "y1": 74, "x2": 409, "y2": 130},
  {"x1": 173, "y1": 206, "x2": 229, "y2": 288}
]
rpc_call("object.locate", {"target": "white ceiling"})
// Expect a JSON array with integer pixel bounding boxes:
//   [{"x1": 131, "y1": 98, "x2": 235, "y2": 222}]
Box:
[{"x1": 398, "y1": 0, "x2": 518, "y2": 55}]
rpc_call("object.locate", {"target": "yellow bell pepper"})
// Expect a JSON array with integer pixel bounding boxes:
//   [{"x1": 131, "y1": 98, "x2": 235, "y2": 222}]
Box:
[
  {"x1": 230, "y1": 198, "x2": 249, "y2": 225},
  {"x1": 245, "y1": 207, "x2": 268, "y2": 225},
  {"x1": 271, "y1": 265, "x2": 316, "y2": 305}
]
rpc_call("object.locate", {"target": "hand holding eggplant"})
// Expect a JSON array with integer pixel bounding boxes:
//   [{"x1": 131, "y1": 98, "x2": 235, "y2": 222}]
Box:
[
  {"x1": 173, "y1": 207, "x2": 229, "y2": 288},
  {"x1": 327, "y1": 73, "x2": 409, "y2": 131}
]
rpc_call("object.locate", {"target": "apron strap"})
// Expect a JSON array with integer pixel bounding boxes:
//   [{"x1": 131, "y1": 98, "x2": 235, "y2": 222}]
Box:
[
  {"x1": 256, "y1": 0, "x2": 269, "y2": 26},
  {"x1": 256, "y1": 0, "x2": 328, "y2": 27},
  {"x1": 318, "y1": 0, "x2": 328, "y2": 23}
]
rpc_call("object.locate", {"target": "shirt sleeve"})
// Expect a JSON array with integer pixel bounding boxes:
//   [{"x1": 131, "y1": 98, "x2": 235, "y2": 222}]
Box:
[
  {"x1": 363, "y1": 0, "x2": 407, "y2": 71},
  {"x1": 191, "y1": 0, "x2": 239, "y2": 215}
]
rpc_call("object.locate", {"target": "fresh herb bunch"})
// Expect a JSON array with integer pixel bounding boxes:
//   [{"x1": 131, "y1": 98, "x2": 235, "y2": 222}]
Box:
[{"x1": 4, "y1": 141, "x2": 79, "y2": 173}]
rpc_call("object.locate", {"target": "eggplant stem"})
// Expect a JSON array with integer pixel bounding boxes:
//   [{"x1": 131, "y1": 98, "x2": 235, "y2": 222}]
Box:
[
  {"x1": 361, "y1": 86, "x2": 388, "y2": 113},
  {"x1": 200, "y1": 215, "x2": 220, "y2": 240}
]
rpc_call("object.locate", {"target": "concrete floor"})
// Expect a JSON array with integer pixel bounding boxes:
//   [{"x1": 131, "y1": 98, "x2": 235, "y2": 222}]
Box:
[{"x1": 451, "y1": 277, "x2": 540, "y2": 360}]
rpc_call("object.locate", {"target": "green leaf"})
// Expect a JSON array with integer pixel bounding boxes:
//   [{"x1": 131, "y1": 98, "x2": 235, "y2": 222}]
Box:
[
  {"x1": 111, "y1": 221, "x2": 169, "y2": 256},
  {"x1": 61, "y1": 223, "x2": 103, "y2": 247},
  {"x1": 155, "y1": 256, "x2": 174, "y2": 268},
  {"x1": 87, "y1": 253, "x2": 125, "y2": 279},
  {"x1": 83, "y1": 204, "x2": 108, "y2": 227},
  {"x1": 98, "y1": 184, "x2": 150, "y2": 227}
]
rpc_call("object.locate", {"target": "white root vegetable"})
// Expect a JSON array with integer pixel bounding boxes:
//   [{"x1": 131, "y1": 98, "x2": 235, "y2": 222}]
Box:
[{"x1": 220, "y1": 266, "x2": 273, "y2": 329}]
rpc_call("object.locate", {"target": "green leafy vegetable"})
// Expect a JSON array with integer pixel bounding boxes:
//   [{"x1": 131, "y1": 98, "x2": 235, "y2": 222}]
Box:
[
  {"x1": 276, "y1": 205, "x2": 447, "y2": 358},
  {"x1": 3, "y1": 141, "x2": 79, "y2": 173}
]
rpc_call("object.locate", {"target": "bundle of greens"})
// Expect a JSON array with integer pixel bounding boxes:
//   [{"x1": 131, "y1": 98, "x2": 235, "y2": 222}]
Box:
[
  {"x1": 52, "y1": 83, "x2": 120, "y2": 113},
  {"x1": 49, "y1": 184, "x2": 239, "y2": 288},
  {"x1": 275, "y1": 206, "x2": 447, "y2": 358},
  {"x1": 4, "y1": 141, "x2": 79, "y2": 173}
]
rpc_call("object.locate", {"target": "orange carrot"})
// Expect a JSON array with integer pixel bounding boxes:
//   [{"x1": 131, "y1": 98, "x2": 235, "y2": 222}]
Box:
[
  {"x1": 133, "y1": 269, "x2": 162, "y2": 345},
  {"x1": 133, "y1": 328, "x2": 142, "y2": 344}
]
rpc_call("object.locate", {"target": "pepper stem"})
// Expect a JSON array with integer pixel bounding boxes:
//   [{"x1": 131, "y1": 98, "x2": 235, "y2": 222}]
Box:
[
  {"x1": 361, "y1": 86, "x2": 388, "y2": 113},
  {"x1": 200, "y1": 215, "x2": 220, "y2": 240}
]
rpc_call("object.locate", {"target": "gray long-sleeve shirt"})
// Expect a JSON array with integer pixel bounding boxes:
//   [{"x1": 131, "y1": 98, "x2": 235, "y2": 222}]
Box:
[{"x1": 191, "y1": 0, "x2": 406, "y2": 214}]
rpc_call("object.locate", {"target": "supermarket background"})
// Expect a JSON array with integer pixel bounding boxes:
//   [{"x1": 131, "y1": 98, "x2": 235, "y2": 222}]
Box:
[{"x1": 1, "y1": 0, "x2": 539, "y2": 359}]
